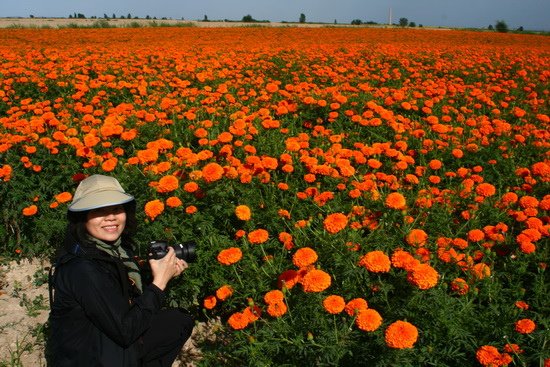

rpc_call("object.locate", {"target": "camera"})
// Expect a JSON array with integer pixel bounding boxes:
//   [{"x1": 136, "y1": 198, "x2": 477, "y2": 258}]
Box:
[{"x1": 148, "y1": 240, "x2": 197, "y2": 263}]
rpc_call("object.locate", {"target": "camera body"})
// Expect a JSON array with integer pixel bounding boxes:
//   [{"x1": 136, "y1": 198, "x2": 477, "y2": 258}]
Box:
[{"x1": 148, "y1": 240, "x2": 197, "y2": 263}]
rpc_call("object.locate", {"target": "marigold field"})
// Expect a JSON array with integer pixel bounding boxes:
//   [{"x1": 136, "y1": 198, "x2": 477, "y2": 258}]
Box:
[{"x1": 1, "y1": 27, "x2": 549, "y2": 366}]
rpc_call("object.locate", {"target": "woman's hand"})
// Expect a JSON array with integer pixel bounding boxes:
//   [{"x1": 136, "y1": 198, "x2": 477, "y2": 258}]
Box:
[{"x1": 149, "y1": 247, "x2": 188, "y2": 291}]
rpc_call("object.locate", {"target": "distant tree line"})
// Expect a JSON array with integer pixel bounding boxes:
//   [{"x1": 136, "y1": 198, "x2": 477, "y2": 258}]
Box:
[
  {"x1": 62, "y1": 12, "x2": 523, "y2": 31},
  {"x1": 351, "y1": 17, "x2": 422, "y2": 27},
  {"x1": 487, "y1": 20, "x2": 524, "y2": 33},
  {"x1": 68, "y1": 13, "x2": 170, "y2": 20}
]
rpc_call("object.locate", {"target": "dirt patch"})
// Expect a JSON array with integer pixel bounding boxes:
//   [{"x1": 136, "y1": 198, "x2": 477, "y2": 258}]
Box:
[
  {"x1": 0, "y1": 258, "x2": 214, "y2": 366},
  {"x1": 0, "y1": 258, "x2": 49, "y2": 366}
]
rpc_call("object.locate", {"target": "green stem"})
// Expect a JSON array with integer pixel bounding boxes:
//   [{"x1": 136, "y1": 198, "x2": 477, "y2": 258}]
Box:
[
  {"x1": 333, "y1": 315, "x2": 339, "y2": 345},
  {"x1": 259, "y1": 244, "x2": 275, "y2": 272},
  {"x1": 232, "y1": 265, "x2": 244, "y2": 287}
]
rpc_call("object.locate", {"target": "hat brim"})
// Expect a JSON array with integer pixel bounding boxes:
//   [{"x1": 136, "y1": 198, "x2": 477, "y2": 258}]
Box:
[{"x1": 68, "y1": 191, "x2": 135, "y2": 212}]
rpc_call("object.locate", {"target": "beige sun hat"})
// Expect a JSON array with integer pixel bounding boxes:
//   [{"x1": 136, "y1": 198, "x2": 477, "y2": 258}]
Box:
[{"x1": 68, "y1": 174, "x2": 134, "y2": 212}]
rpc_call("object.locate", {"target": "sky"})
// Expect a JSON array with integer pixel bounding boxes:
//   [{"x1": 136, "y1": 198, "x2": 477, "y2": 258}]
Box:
[{"x1": 1, "y1": 0, "x2": 550, "y2": 31}]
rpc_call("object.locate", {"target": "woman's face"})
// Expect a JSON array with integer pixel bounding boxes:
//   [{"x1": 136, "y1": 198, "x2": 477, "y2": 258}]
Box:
[{"x1": 85, "y1": 205, "x2": 126, "y2": 243}]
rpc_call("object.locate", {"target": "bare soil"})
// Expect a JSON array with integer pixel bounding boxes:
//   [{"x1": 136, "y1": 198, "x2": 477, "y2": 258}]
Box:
[{"x1": 0, "y1": 259, "x2": 49, "y2": 366}]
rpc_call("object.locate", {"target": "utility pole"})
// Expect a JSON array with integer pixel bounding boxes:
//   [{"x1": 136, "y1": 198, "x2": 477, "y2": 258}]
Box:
[{"x1": 388, "y1": 7, "x2": 392, "y2": 26}]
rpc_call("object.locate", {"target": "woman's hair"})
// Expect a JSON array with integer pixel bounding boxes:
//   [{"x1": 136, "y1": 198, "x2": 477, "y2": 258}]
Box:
[{"x1": 63, "y1": 200, "x2": 137, "y2": 251}]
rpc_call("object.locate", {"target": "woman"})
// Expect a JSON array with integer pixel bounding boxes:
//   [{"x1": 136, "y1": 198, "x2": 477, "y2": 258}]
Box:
[{"x1": 48, "y1": 174, "x2": 193, "y2": 366}]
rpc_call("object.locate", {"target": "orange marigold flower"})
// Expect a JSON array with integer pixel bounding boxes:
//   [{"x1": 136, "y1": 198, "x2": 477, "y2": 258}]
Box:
[
  {"x1": 144, "y1": 199, "x2": 164, "y2": 221},
  {"x1": 217, "y1": 247, "x2": 243, "y2": 266},
  {"x1": 0, "y1": 164, "x2": 13, "y2": 181},
  {"x1": 407, "y1": 263, "x2": 439, "y2": 290},
  {"x1": 515, "y1": 318, "x2": 536, "y2": 334},
  {"x1": 301, "y1": 269, "x2": 331, "y2": 292},
  {"x1": 323, "y1": 295, "x2": 346, "y2": 314},
  {"x1": 539, "y1": 195, "x2": 550, "y2": 211},
  {"x1": 518, "y1": 239, "x2": 536, "y2": 254},
  {"x1": 519, "y1": 195, "x2": 539, "y2": 209},
  {"x1": 243, "y1": 305, "x2": 262, "y2": 323},
  {"x1": 183, "y1": 181, "x2": 199, "y2": 193},
  {"x1": 101, "y1": 158, "x2": 117, "y2": 172},
  {"x1": 277, "y1": 209, "x2": 291, "y2": 219},
  {"x1": 344, "y1": 298, "x2": 369, "y2": 316},
  {"x1": 203, "y1": 295, "x2": 217, "y2": 309},
  {"x1": 235, "y1": 204, "x2": 251, "y2": 220},
  {"x1": 503, "y1": 343, "x2": 523, "y2": 354},
  {"x1": 22, "y1": 205, "x2": 38, "y2": 216},
  {"x1": 467, "y1": 229, "x2": 485, "y2": 242},
  {"x1": 355, "y1": 308, "x2": 382, "y2": 332},
  {"x1": 136, "y1": 148, "x2": 158, "y2": 164},
  {"x1": 292, "y1": 247, "x2": 318, "y2": 268},
  {"x1": 520, "y1": 228, "x2": 542, "y2": 242},
  {"x1": 385, "y1": 192, "x2": 407, "y2": 210},
  {"x1": 185, "y1": 205, "x2": 197, "y2": 214},
  {"x1": 267, "y1": 301, "x2": 287, "y2": 317},
  {"x1": 476, "y1": 345, "x2": 508, "y2": 367},
  {"x1": 367, "y1": 159, "x2": 382, "y2": 169},
  {"x1": 470, "y1": 262, "x2": 491, "y2": 280},
  {"x1": 500, "y1": 192, "x2": 518, "y2": 206},
  {"x1": 323, "y1": 212, "x2": 348, "y2": 234},
  {"x1": 202, "y1": 162, "x2": 224, "y2": 183},
  {"x1": 227, "y1": 312, "x2": 249, "y2": 330},
  {"x1": 406, "y1": 229, "x2": 428, "y2": 246},
  {"x1": 450, "y1": 278, "x2": 469, "y2": 295},
  {"x1": 165, "y1": 196, "x2": 182, "y2": 208},
  {"x1": 264, "y1": 289, "x2": 284, "y2": 304},
  {"x1": 358, "y1": 250, "x2": 391, "y2": 273},
  {"x1": 304, "y1": 173, "x2": 316, "y2": 183},
  {"x1": 452, "y1": 238, "x2": 468, "y2": 250},
  {"x1": 476, "y1": 183, "x2": 496, "y2": 197},
  {"x1": 515, "y1": 300, "x2": 529, "y2": 310},
  {"x1": 55, "y1": 192, "x2": 72, "y2": 203},
  {"x1": 385, "y1": 320, "x2": 419, "y2": 349},
  {"x1": 278, "y1": 269, "x2": 300, "y2": 289},
  {"x1": 215, "y1": 285, "x2": 234, "y2": 301},
  {"x1": 391, "y1": 249, "x2": 420, "y2": 271},
  {"x1": 248, "y1": 229, "x2": 269, "y2": 244},
  {"x1": 278, "y1": 182, "x2": 290, "y2": 190},
  {"x1": 234, "y1": 229, "x2": 246, "y2": 239},
  {"x1": 278, "y1": 231, "x2": 294, "y2": 248},
  {"x1": 531, "y1": 161, "x2": 550, "y2": 177},
  {"x1": 428, "y1": 159, "x2": 442, "y2": 170},
  {"x1": 156, "y1": 174, "x2": 179, "y2": 193}
]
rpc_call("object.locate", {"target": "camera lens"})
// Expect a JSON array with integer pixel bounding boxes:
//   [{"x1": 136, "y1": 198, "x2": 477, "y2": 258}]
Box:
[
  {"x1": 148, "y1": 240, "x2": 196, "y2": 262},
  {"x1": 173, "y1": 242, "x2": 197, "y2": 263}
]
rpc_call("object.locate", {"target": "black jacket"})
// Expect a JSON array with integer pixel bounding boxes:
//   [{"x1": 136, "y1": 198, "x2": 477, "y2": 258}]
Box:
[{"x1": 48, "y1": 245, "x2": 164, "y2": 366}]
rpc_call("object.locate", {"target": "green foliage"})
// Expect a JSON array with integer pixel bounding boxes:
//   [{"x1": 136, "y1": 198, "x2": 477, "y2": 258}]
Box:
[
  {"x1": 495, "y1": 20, "x2": 509, "y2": 33},
  {"x1": 1, "y1": 28, "x2": 548, "y2": 366}
]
